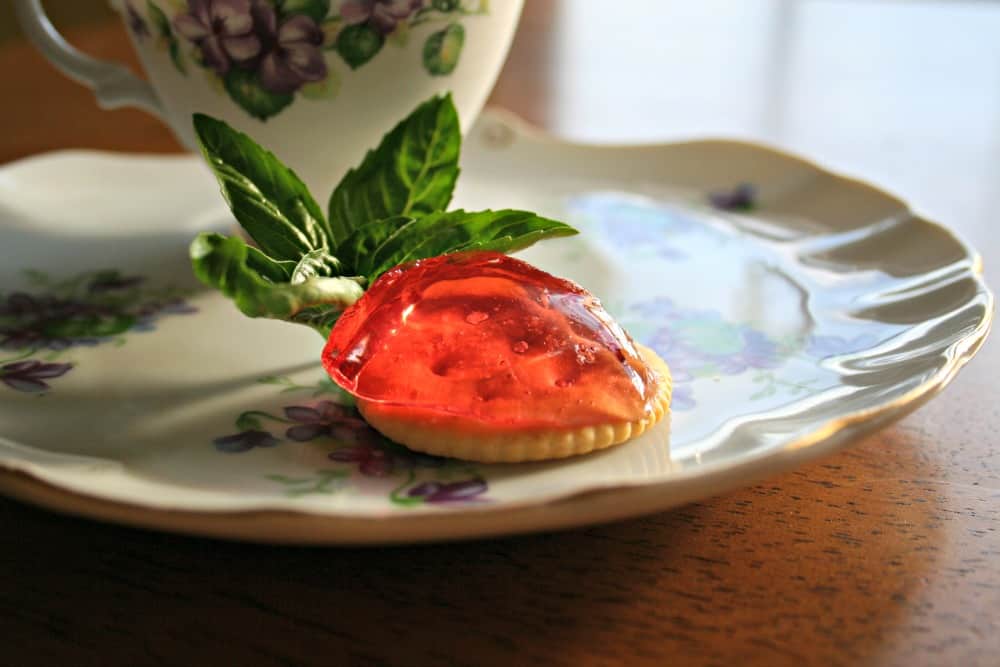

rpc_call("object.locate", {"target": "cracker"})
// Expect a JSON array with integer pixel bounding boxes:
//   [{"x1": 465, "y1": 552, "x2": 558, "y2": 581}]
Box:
[{"x1": 357, "y1": 344, "x2": 672, "y2": 463}]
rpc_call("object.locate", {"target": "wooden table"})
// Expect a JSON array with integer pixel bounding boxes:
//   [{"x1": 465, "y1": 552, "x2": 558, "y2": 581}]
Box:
[{"x1": 2, "y1": 4, "x2": 998, "y2": 665}]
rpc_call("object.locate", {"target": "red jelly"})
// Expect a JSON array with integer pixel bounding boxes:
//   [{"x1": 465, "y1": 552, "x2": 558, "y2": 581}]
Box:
[{"x1": 322, "y1": 252, "x2": 660, "y2": 431}]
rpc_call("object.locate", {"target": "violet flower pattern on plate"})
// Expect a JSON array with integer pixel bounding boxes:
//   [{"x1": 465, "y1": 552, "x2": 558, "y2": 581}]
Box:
[
  {"x1": 0, "y1": 269, "x2": 196, "y2": 394},
  {"x1": 128, "y1": 0, "x2": 489, "y2": 120},
  {"x1": 214, "y1": 375, "x2": 489, "y2": 505},
  {"x1": 568, "y1": 191, "x2": 891, "y2": 412}
]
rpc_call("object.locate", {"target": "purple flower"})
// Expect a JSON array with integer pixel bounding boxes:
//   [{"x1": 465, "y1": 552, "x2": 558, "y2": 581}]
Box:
[
  {"x1": 174, "y1": 0, "x2": 262, "y2": 75},
  {"x1": 0, "y1": 280, "x2": 195, "y2": 348},
  {"x1": 126, "y1": 1, "x2": 150, "y2": 40},
  {"x1": 132, "y1": 300, "x2": 199, "y2": 332},
  {"x1": 330, "y1": 441, "x2": 395, "y2": 476},
  {"x1": 251, "y1": 3, "x2": 327, "y2": 94},
  {"x1": 213, "y1": 429, "x2": 280, "y2": 453},
  {"x1": 407, "y1": 478, "x2": 488, "y2": 503},
  {"x1": 156, "y1": 300, "x2": 199, "y2": 315},
  {"x1": 341, "y1": 0, "x2": 424, "y2": 34},
  {"x1": 568, "y1": 194, "x2": 699, "y2": 262},
  {"x1": 0, "y1": 360, "x2": 73, "y2": 393},
  {"x1": 87, "y1": 272, "x2": 144, "y2": 293},
  {"x1": 0, "y1": 293, "x2": 46, "y2": 318},
  {"x1": 709, "y1": 183, "x2": 756, "y2": 212},
  {"x1": 805, "y1": 334, "x2": 878, "y2": 359},
  {"x1": 720, "y1": 329, "x2": 780, "y2": 374},
  {"x1": 0, "y1": 329, "x2": 99, "y2": 351},
  {"x1": 0, "y1": 300, "x2": 106, "y2": 350},
  {"x1": 671, "y1": 384, "x2": 696, "y2": 411},
  {"x1": 329, "y1": 437, "x2": 445, "y2": 477},
  {"x1": 634, "y1": 298, "x2": 781, "y2": 377},
  {"x1": 283, "y1": 400, "x2": 371, "y2": 441},
  {"x1": 630, "y1": 297, "x2": 786, "y2": 410}
]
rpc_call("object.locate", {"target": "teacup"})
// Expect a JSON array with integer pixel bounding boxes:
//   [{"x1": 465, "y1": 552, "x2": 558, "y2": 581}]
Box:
[{"x1": 14, "y1": 0, "x2": 524, "y2": 197}]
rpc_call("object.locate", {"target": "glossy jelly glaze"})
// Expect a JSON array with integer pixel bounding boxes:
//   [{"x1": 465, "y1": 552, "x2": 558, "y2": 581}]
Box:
[{"x1": 323, "y1": 252, "x2": 661, "y2": 430}]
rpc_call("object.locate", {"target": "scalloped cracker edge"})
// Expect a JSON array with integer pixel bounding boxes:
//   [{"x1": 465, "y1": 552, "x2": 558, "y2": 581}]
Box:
[{"x1": 357, "y1": 344, "x2": 672, "y2": 463}]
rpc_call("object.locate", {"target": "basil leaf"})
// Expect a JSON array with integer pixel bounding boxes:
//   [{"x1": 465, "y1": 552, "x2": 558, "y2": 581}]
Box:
[
  {"x1": 362, "y1": 209, "x2": 578, "y2": 279},
  {"x1": 193, "y1": 114, "x2": 329, "y2": 261},
  {"x1": 327, "y1": 94, "x2": 460, "y2": 244},
  {"x1": 453, "y1": 214, "x2": 581, "y2": 255},
  {"x1": 189, "y1": 98, "x2": 581, "y2": 337},
  {"x1": 190, "y1": 233, "x2": 363, "y2": 334},
  {"x1": 288, "y1": 305, "x2": 353, "y2": 337},
  {"x1": 334, "y1": 215, "x2": 413, "y2": 275},
  {"x1": 245, "y1": 245, "x2": 296, "y2": 282},
  {"x1": 290, "y1": 249, "x2": 344, "y2": 284}
]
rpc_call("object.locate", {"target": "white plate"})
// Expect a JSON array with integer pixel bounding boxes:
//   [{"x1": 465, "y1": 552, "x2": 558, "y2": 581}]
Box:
[{"x1": 0, "y1": 111, "x2": 991, "y2": 543}]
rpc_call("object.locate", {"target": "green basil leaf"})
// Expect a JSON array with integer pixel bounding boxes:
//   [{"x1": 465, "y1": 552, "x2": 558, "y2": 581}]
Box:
[
  {"x1": 456, "y1": 229, "x2": 579, "y2": 256},
  {"x1": 334, "y1": 215, "x2": 413, "y2": 275},
  {"x1": 245, "y1": 245, "x2": 296, "y2": 282},
  {"x1": 290, "y1": 249, "x2": 344, "y2": 284},
  {"x1": 190, "y1": 233, "x2": 363, "y2": 335},
  {"x1": 287, "y1": 304, "x2": 352, "y2": 337},
  {"x1": 193, "y1": 114, "x2": 328, "y2": 261},
  {"x1": 362, "y1": 209, "x2": 578, "y2": 279},
  {"x1": 454, "y1": 214, "x2": 581, "y2": 255},
  {"x1": 327, "y1": 94, "x2": 460, "y2": 244}
]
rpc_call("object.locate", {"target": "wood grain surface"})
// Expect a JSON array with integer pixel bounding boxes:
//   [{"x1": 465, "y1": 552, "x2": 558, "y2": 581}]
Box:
[{"x1": 1, "y1": 4, "x2": 998, "y2": 666}]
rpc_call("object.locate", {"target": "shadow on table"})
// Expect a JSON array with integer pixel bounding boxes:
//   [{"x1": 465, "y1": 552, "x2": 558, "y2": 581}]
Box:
[{"x1": 0, "y1": 427, "x2": 943, "y2": 667}]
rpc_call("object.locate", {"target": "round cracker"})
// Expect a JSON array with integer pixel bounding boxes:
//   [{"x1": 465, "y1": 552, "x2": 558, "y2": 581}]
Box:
[{"x1": 357, "y1": 344, "x2": 672, "y2": 463}]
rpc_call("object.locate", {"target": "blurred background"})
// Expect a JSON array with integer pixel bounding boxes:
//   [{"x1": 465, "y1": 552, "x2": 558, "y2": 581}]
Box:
[
  {"x1": 3, "y1": 0, "x2": 999, "y2": 251},
  {"x1": 496, "y1": 1, "x2": 1000, "y2": 257},
  {"x1": 0, "y1": 2, "x2": 116, "y2": 41}
]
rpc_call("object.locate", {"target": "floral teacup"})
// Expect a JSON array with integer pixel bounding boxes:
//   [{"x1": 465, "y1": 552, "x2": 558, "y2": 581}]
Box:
[{"x1": 14, "y1": 0, "x2": 524, "y2": 196}]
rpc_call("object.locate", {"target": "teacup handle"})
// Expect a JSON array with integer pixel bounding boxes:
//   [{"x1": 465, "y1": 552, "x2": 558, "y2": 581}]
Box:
[{"x1": 13, "y1": 0, "x2": 165, "y2": 117}]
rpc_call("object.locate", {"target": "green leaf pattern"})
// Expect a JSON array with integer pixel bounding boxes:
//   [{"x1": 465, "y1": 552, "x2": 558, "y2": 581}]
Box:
[
  {"x1": 223, "y1": 69, "x2": 293, "y2": 122},
  {"x1": 145, "y1": 1, "x2": 187, "y2": 75},
  {"x1": 422, "y1": 23, "x2": 464, "y2": 75}
]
